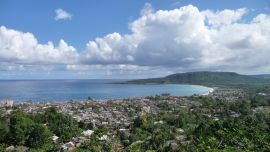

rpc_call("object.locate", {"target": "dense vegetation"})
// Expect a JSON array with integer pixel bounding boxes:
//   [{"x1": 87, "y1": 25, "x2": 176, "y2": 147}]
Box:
[
  {"x1": 120, "y1": 95, "x2": 270, "y2": 152},
  {"x1": 126, "y1": 71, "x2": 270, "y2": 87},
  {"x1": 0, "y1": 107, "x2": 82, "y2": 151}
]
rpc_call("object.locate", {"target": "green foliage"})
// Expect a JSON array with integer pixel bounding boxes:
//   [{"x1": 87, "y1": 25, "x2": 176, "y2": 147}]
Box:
[
  {"x1": 78, "y1": 121, "x2": 93, "y2": 130},
  {"x1": 191, "y1": 114, "x2": 270, "y2": 151},
  {"x1": 128, "y1": 90, "x2": 270, "y2": 152},
  {"x1": 26, "y1": 124, "x2": 52, "y2": 148},
  {"x1": 0, "y1": 107, "x2": 83, "y2": 151},
  {"x1": 125, "y1": 143, "x2": 143, "y2": 152},
  {"x1": 142, "y1": 124, "x2": 174, "y2": 151},
  {"x1": 8, "y1": 111, "x2": 34, "y2": 145},
  {"x1": 96, "y1": 127, "x2": 108, "y2": 135},
  {"x1": 127, "y1": 71, "x2": 270, "y2": 87},
  {"x1": 229, "y1": 100, "x2": 251, "y2": 115},
  {"x1": 0, "y1": 118, "x2": 9, "y2": 143},
  {"x1": 133, "y1": 115, "x2": 153, "y2": 128},
  {"x1": 129, "y1": 119, "x2": 175, "y2": 152},
  {"x1": 163, "y1": 113, "x2": 185, "y2": 128},
  {"x1": 0, "y1": 143, "x2": 7, "y2": 152},
  {"x1": 129, "y1": 128, "x2": 150, "y2": 142},
  {"x1": 157, "y1": 102, "x2": 170, "y2": 110},
  {"x1": 78, "y1": 138, "x2": 113, "y2": 152},
  {"x1": 44, "y1": 143, "x2": 62, "y2": 152},
  {"x1": 38, "y1": 107, "x2": 82, "y2": 142}
]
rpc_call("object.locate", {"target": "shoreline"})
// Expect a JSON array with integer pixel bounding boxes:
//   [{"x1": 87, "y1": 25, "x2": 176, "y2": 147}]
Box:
[
  {"x1": 202, "y1": 87, "x2": 215, "y2": 96},
  {"x1": 1, "y1": 85, "x2": 215, "y2": 104},
  {"x1": 0, "y1": 81, "x2": 215, "y2": 103},
  {"x1": 1, "y1": 87, "x2": 215, "y2": 105}
]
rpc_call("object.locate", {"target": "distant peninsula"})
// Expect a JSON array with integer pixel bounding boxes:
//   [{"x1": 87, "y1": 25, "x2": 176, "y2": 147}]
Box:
[{"x1": 126, "y1": 71, "x2": 270, "y2": 87}]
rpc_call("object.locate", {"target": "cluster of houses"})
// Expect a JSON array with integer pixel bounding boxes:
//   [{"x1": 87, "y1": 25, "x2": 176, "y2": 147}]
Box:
[
  {"x1": 60, "y1": 129, "x2": 96, "y2": 151},
  {"x1": 12, "y1": 96, "x2": 197, "y2": 129},
  {"x1": 209, "y1": 88, "x2": 244, "y2": 101}
]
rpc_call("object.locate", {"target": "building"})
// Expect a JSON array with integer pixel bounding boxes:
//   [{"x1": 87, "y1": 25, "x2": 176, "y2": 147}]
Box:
[{"x1": 0, "y1": 99, "x2": 14, "y2": 107}]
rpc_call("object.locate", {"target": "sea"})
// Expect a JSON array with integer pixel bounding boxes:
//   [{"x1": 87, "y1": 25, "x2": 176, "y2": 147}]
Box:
[{"x1": 0, "y1": 79, "x2": 212, "y2": 102}]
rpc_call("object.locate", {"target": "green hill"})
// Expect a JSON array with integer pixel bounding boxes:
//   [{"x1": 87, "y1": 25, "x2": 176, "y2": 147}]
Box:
[
  {"x1": 251, "y1": 74, "x2": 270, "y2": 79},
  {"x1": 127, "y1": 71, "x2": 270, "y2": 87}
]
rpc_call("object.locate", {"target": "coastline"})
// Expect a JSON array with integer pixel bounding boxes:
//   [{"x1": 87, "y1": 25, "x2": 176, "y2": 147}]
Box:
[
  {"x1": 1, "y1": 86, "x2": 215, "y2": 105},
  {"x1": 201, "y1": 87, "x2": 215, "y2": 96},
  {"x1": 0, "y1": 80, "x2": 214, "y2": 103},
  {"x1": 2, "y1": 89, "x2": 215, "y2": 104}
]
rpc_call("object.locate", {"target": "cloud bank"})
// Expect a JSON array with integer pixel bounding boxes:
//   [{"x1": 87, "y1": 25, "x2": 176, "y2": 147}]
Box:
[
  {"x1": 1, "y1": 4, "x2": 270, "y2": 76},
  {"x1": 82, "y1": 5, "x2": 270, "y2": 72}
]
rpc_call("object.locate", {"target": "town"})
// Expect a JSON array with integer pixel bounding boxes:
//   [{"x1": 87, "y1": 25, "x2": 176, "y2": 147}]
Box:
[{"x1": 2, "y1": 88, "x2": 267, "y2": 151}]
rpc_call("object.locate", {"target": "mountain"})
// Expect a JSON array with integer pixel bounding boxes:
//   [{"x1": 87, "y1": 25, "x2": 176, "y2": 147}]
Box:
[
  {"x1": 251, "y1": 74, "x2": 270, "y2": 79},
  {"x1": 126, "y1": 71, "x2": 270, "y2": 87}
]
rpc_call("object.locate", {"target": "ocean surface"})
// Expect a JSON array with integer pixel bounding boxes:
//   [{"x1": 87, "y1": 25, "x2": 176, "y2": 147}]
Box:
[{"x1": 0, "y1": 79, "x2": 212, "y2": 102}]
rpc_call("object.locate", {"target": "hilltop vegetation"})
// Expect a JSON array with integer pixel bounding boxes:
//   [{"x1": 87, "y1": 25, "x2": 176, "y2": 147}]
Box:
[{"x1": 127, "y1": 71, "x2": 270, "y2": 87}]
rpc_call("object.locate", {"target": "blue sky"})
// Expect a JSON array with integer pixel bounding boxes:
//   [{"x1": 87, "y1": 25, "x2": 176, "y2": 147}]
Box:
[
  {"x1": 1, "y1": 0, "x2": 268, "y2": 50},
  {"x1": 0, "y1": 0, "x2": 270, "y2": 79}
]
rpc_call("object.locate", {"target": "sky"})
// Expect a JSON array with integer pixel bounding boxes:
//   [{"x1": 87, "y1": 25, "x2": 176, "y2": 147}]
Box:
[{"x1": 0, "y1": 0, "x2": 270, "y2": 79}]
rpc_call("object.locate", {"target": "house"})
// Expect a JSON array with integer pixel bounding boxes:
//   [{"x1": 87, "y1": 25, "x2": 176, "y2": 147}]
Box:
[
  {"x1": 82, "y1": 129, "x2": 94, "y2": 138},
  {"x1": 6, "y1": 146, "x2": 15, "y2": 151},
  {"x1": 154, "y1": 120, "x2": 164, "y2": 124},
  {"x1": 98, "y1": 135, "x2": 108, "y2": 141},
  {"x1": 176, "y1": 128, "x2": 184, "y2": 134},
  {"x1": 52, "y1": 135, "x2": 59, "y2": 143},
  {"x1": 102, "y1": 121, "x2": 109, "y2": 125},
  {"x1": 61, "y1": 142, "x2": 75, "y2": 151}
]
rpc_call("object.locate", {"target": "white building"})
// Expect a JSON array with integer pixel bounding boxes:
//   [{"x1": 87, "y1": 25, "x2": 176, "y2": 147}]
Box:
[{"x1": 0, "y1": 99, "x2": 14, "y2": 107}]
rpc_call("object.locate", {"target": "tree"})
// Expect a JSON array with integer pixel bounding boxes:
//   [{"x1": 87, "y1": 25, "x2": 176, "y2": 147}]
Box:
[
  {"x1": 0, "y1": 118, "x2": 9, "y2": 143},
  {"x1": 8, "y1": 111, "x2": 34, "y2": 145},
  {"x1": 26, "y1": 124, "x2": 52, "y2": 148},
  {"x1": 0, "y1": 143, "x2": 7, "y2": 152},
  {"x1": 41, "y1": 107, "x2": 81, "y2": 142},
  {"x1": 133, "y1": 115, "x2": 152, "y2": 128}
]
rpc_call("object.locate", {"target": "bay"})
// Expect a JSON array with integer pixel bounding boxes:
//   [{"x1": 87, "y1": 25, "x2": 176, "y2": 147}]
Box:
[{"x1": 0, "y1": 79, "x2": 212, "y2": 102}]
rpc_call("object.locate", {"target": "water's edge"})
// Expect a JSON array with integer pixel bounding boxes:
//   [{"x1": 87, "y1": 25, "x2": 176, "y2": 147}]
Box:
[{"x1": 0, "y1": 80, "x2": 213, "y2": 102}]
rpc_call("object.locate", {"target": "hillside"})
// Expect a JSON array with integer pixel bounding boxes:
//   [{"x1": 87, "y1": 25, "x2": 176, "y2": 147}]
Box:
[
  {"x1": 251, "y1": 74, "x2": 270, "y2": 79},
  {"x1": 127, "y1": 71, "x2": 270, "y2": 87}
]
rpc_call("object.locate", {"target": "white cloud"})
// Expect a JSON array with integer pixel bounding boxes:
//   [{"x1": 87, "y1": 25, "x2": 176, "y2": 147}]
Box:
[
  {"x1": 81, "y1": 32, "x2": 136, "y2": 65},
  {"x1": 202, "y1": 8, "x2": 247, "y2": 27},
  {"x1": 0, "y1": 26, "x2": 79, "y2": 64},
  {"x1": 81, "y1": 5, "x2": 270, "y2": 73},
  {"x1": 140, "y1": 3, "x2": 154, "y2": 16},
  {"x1": 1, "y1": 4, "x2": 270, "y2": 76},
  {"x1": 55, "y1": 8, "x2": 72, "y2": 20}
]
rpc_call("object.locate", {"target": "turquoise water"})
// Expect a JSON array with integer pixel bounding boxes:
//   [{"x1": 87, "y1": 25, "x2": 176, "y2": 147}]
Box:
[{"x1": 0, "y1": 79, "x2": 211, "y2": 102}]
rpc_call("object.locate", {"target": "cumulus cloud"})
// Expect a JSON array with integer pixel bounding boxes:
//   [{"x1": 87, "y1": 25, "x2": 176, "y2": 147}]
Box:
[
  {"x1": 81, "y1": 5, "x2": 270, "y2": 73},
  {"x1": 202, "y1": 8, "x2": 247, "y2": 27},
  {"x1": 0, "y1": 26, "x2": 79, "y2": 64},
  {"x1": 81, "y1": 32, "x2": 136, "y2": 65},
  {"x1": 55, "y1": 8, "x2": 72, "y2": 20}
]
